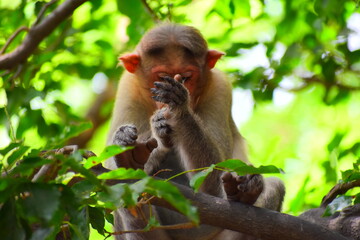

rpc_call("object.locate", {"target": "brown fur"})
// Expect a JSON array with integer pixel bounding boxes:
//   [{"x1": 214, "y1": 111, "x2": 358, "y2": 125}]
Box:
[{"x1": 106, "y1": 24, "x2": 284, "y2": 240}]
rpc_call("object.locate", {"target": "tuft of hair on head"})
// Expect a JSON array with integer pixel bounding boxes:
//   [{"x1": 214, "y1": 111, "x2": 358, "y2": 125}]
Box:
[{"x1": 140, "y1": 24, "x2": 208, "y2": 59}]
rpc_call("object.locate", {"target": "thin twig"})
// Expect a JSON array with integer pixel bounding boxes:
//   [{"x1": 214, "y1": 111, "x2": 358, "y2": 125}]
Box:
[
  {"x1": 4, "y1": 107, "x2": 16, "y2": 141},
  {"x1": 0, "y1": 70, "x2": 10, "y2": 77},
  {"x1": 0, "y1": 26, "x2": 29, "y2": 55},
  {"x1": 321, "y1": 179, "x2": 360, "y2": 207},
  {"x1": 34, "y1": 0, "x2": 58, "y2": 25},
  {"x1": 152, "y1": 168, "x2": 172, "y2": 177},
  {"x1": 280, "y1": 76, "x2": 360, "y2": 92},
  {"x1": 0, "y1": 0, "x2": 89, "y2": 69},
  {"x1": 7, "y1": 64, "x2": 23, "y2": 87},
  {"x1": 140, "y1": 0, "x2": 161, "y2": 23}
]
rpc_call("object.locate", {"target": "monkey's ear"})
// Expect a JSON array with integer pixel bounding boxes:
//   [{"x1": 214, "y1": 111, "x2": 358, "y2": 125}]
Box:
[
  {"x1": 119, "y1": 53, "x2": 140, "y2": 73},
  {"x1": 207, "y1": 50, "x2": 225, "y2": 69}
]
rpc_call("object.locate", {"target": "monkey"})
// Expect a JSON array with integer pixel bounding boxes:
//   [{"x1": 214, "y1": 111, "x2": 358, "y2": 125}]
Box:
[{"x1": 105, "y1": 23, "x2": 285, "y2": 240}]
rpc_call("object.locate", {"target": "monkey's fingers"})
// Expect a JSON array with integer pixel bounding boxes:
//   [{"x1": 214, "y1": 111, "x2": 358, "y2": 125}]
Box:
[
  {"x1": 160, "y1": 76, "x2": 189, "y2": 96},
  {"x1": 114, "y1": 125, "x2": 138, "y2": 146},
  {"x1": 152, "y1": 82, "x2": 188, "y2": 108},
  {"x1": 132, "y1": 140, "x2": 159, "y2": 165},
  {"x1": 151, "y1": 91, "x2": 182, "y2": 107},
  {"x1": 222, "y1": 172, "x2": 241, "y2": 196},
  {"x1": 114, "y1": 150, "x2": 140, "y2": 169},
  {"x1": 145, "y1": 138, "x2": 158, "y2": 152},
  {"x1": 114, "y1": 140, "x2": 157, "y2": 169},
  {"x1": 161, "y1": 76, "x2": 177, "y2": 86}
]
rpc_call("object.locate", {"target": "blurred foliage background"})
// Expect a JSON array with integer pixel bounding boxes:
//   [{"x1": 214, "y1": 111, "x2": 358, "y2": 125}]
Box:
[{"x1": 0, "y1": 0, "x2": 360, "y2": 239}]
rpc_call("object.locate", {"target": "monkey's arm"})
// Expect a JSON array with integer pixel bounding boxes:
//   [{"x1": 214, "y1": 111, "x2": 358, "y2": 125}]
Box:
[
  {"x1": 151, "y1": 74, "x2": 232, "y2": 196},
  {"x1": 105, "y1": 73, "x2": 157, "y2": 170}
]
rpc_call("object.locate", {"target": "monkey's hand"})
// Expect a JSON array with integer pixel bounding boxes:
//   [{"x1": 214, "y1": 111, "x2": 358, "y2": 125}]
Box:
[
  {"x1": 113, "y1": 124, "x2": 138, "y2": 146},
  {"x1": 151, "y1": 108, "x2": 173, "y2": 148},
  {"x1": 113, "y1": 125, "x2": 158, "y2": 169},
  {"x1": 222, "y1": 172, "x2": 264, "y2": 205},
  {"x1": 151, "y1": 75, "x2": 189, "y2": 111}
]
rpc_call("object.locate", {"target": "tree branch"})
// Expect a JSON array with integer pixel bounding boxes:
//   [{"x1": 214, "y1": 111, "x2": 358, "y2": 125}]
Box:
[
  {"x1": 0, "y1": 0, "x2": 88, "y2": 69},
  {"x1": 34, "y1": 0, "x2": 58, "y2": 26},
  {"x1": 148, "y1": 181, "x2": 350, "y2": 240},
  {"x1": 35, "y1": 148, "x2": 352, "y2": 240},
  {"x1": 0, "y1": 26, "x2": 29, "y2": 55},
  {"x1": 321, "y1": 179, "x2": 360, "y2": 208},
  {"x1": 87, "y1": 164, "x2": 350, "y2": 240},
  {"x1": 140, "y1": 0, "x2": 161, "y2": 23}
]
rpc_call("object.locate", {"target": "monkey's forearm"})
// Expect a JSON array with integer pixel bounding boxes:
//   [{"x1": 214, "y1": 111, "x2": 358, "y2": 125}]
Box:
[
  {"x1": 175, "y1": 111, "x2": 223, "y2": 166},
  {"x1": 173, "y1": 111, "x2": 225, "y2": 196}
]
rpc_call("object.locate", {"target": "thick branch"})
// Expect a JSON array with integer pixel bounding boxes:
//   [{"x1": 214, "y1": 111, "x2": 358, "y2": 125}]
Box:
[
  {"x1": 98, "y1": 174, "x2": 349, "y2": 239},
  {"x1": 0, "y1": 0, "x2": 88, "y2": 69},
  {"x1": 34, "y1": 150, "x2": 351, "y2": 240},
  {"x1": 149, "y1": 181, "x2": 349, "y2": 240}
]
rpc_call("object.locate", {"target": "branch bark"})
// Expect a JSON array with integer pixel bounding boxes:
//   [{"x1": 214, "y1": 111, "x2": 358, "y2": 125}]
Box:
[
  {"x1": 0, "y1": 0, "x2": 88, "y2": 69},
  {"x1": 36, "y1": 149, "x2": 353, "y2": 240},
  {"x1": 87, "y1": 165, "x2": 351, "y2": 240},
  {"x1": 148, "y1": 181, "x2": 350, "y2": 240},
  {"x1": 320, "y1": 179, "x2": 360, "y2": 208}
]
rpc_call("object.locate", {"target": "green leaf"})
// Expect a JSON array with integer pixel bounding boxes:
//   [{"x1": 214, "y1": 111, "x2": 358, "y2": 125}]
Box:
[
  {"x1": 145, "y1": 178, "x2": 199, "y2": 224},
  {"x1": 63, "y1": 154, "x2": 101, "y2": 186},
  {"x1": 17, "y1": 183, "x2": 62, "y2": 224},
  {"x1": 97, "y1": 184, "x2": 137, "y2": 209},
  {"x1": 210, "y1": 0, "x2": 233, "y2": 20},
  {"x1": 98, "y1": 168, "x2": 147, "y2": 180},
  {"x1": 327, "y1": 132, "x2": 345, "y2": 152},
  {"x1": 189, "y1": 165, "x2": 216, "y2": 192},
  {"x1": 61, "y1": 122, "x2": 93, "y2": 142},
  {"x1": 341, "y1": 169, "x2": 360, "y2": 182},
  {"x1": 339, "y1": 143, "x2": 360, "y2": 159},
  {"x1": 67, "y1": 221, "x2": 87, "y2": 240},
  {"x1": 0, "y1": 199, "x2": 26, "y2": 240},
  {"x1": 175, "y1": 0, "x2": 192, "y2": 7},
  {"x1": 88, "y1": 206, "x2": 105, "y2": 236},
  {"x1": 0, "y1": 142, "x2": 22, "y2": 156},
  {"x1": 71, "y1": 179, "x2": 97, "y2": 199},
  {"x1": 84, "y1": 145, "x2": 130, "y2": 169},
  {"x1": 233, "y1": 0, "x2": 251, "y2": 18},
  {"x1": 234, "y1": 165, "x2": 282, "y2": 175},
  {"x1": 144, "y1": 216, "x2": 161, "y2": 231},
  {"x1": 6, "y1": 146, "x2": 30, "y2": 165},
  {"x1": 323, "y1": 196, "x2": 353, "y2": 217},
  {"x1": 10, "y1": 157, "x2": 52, "y2": 177},
  {"x1": 30, "y1": 228, "x2": 54, "y2": 240},
  {"x1": 354, "y1": 193, "x2": 360, "y2": 204},
  {"x1": 216, "y1": 159, "x2": 248, "y2": 169},
  {"x1": 216, "y1": 159, "x2": 282, "y2": 175}
]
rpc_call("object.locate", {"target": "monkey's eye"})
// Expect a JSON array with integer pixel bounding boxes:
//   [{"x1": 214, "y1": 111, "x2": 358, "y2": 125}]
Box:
[
  {"x1": 157, "y1": 72, "x2": 170, "y2": 80},
  {"x1": 181, "y1": 77, "x2": 190, "y2": 82},
  {"x1": 181, "y1": 72, "x2": 192, "y2": 83}
]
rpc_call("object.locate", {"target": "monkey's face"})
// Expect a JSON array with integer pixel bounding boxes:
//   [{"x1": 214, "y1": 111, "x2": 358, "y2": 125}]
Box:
[
  {"x1": 150, "y1": 63, "x2": 201, "y2": 102},
  {"x1": 142, "y1": 47, "x2": 205, "y2": 109},
  {"x1": 119, "y1": 39, "x2": 223, "y2": 110}
]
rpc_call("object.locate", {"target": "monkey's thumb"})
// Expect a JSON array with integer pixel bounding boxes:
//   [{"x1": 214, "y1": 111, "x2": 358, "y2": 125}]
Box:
[{"x1": 146, "y1": 138, "x2": 158, "y2": 152}]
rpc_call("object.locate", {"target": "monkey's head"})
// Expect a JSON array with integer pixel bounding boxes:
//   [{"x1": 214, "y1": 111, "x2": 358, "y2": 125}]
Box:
[{"x1": 119, "y1": 24, "x2": 224, "y2": 108}]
